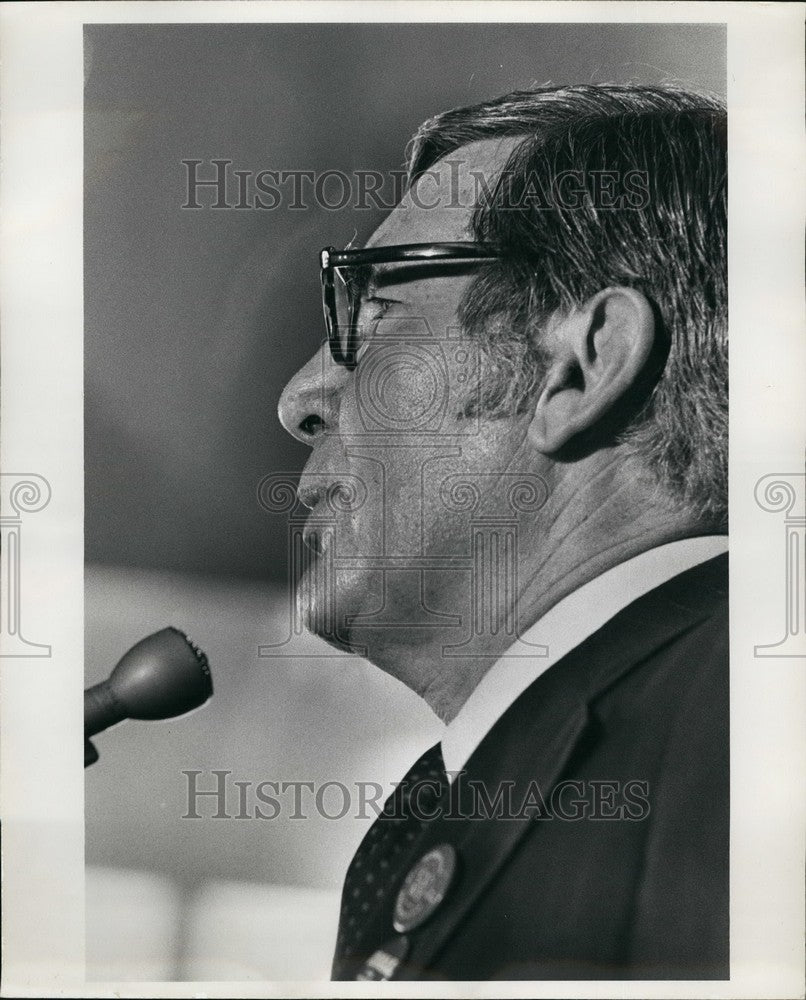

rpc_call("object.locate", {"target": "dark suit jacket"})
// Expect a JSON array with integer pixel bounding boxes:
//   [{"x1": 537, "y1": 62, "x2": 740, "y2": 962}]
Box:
[{"x1": 336, "y1": 553, "x2": 729, "y2": 981}]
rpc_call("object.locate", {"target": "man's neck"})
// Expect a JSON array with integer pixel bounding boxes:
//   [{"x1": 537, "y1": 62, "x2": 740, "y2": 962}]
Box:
[{"x1": 386, "y1": 453, "x2": 721, "y2": 723}]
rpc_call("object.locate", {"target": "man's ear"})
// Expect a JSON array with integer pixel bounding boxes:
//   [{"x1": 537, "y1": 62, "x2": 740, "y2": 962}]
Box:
[{"x1": 528, "y1": 287, "x2": 659, "y2": 454}]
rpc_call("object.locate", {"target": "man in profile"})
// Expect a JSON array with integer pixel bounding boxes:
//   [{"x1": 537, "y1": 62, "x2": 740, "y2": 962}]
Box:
[{"x1": 278, "y1": 84, "x2": 728, "y2": 981}]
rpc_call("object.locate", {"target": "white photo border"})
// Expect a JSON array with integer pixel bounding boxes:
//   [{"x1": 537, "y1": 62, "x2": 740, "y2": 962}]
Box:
[{"x1": 1, "y1": 2, "x2": 803, "y2": 998}]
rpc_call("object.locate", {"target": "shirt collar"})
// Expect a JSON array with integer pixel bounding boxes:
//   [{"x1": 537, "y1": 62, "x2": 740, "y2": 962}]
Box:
[{"x1": 441, "y1": 535, "x2": 729, "y2": 782}]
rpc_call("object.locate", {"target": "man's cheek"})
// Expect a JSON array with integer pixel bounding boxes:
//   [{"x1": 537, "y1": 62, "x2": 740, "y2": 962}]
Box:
[
  {"x1": 387, "y1": 369, "x2": 440, "y2": 424},
  {"x1": 351, "y1": 343, "x2": 452, "y2": 433},
  {"x1": 333, "y1": 566, "x2": 385, "y2": 609}
]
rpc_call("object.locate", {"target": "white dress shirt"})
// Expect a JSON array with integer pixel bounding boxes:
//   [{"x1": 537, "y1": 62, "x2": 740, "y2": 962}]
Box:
[{"x1": 440, "y1": 535, "x2": 728, "y2": 781}]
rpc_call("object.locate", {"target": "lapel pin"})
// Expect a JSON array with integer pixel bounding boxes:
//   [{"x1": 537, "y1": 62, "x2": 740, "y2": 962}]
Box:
[{"x1": 393, "y1": 842, "x2": 458, "y2": 933}]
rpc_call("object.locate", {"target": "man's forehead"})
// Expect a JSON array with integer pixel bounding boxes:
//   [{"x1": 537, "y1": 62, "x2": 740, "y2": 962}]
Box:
[{"x1": 367, "y1": 136, "x2": 523, "y2": 248}]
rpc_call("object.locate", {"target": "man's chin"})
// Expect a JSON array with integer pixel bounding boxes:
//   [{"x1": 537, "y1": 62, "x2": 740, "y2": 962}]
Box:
[{"x1": 296, "y1": 570, "x2": 356, "y2": 654}]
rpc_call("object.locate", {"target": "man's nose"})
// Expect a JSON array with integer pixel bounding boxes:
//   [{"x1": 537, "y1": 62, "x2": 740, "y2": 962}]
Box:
[{"x1": 278, "y1": 344, "x2": 346, "y2": 444}]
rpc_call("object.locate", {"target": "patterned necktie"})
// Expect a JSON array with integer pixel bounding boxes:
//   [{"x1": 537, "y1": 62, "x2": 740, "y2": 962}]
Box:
[{"x1": 332, "y1": 742, "x2": 447, "y2": 979}]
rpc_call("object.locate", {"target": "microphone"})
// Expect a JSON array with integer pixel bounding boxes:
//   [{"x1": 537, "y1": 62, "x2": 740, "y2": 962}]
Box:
[{"x1": 85, "y1": 627, "x2": 213, "y2": 767}]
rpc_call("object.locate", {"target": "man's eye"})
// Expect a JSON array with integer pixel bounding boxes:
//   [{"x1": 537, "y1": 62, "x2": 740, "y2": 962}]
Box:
[
  {"x1": 358, "y1": 297, "x2": 396, "y2": 335},
  {"x1": 353, "y1": 297, "x2": 398, "y2": 365},
  {"x1": 366, "y1": 297, "x2": 396, "y2": 319}
]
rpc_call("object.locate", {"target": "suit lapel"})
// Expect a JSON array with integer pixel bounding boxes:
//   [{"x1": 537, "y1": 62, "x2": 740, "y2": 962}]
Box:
[
  {"x1": 405, "y1": 697, "x2": 590, "y2": 975},
  {"x1": 404, "y1": 553, "x2": 728, "y2": 976}
]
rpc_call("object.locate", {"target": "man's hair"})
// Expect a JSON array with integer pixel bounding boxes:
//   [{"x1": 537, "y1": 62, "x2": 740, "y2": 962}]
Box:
[{"x1": 406, "y1": 84, "x2": 727, "y2": 529}]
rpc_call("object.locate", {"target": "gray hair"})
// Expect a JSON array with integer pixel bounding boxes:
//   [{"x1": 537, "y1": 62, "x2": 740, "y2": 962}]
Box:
[{"x1": 407, "y1": 85, "x2": 727, "y2": 529}]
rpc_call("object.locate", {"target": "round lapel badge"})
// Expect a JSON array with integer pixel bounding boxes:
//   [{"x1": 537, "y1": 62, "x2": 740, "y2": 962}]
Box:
[{"x1": 393, "y1": 843, "x2": 458, "y2": 933}]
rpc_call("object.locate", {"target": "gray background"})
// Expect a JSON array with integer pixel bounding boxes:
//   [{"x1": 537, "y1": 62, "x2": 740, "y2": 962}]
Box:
[
  {"x1": 83, "y1": 23, "x2": 726, "y2": 979},
  {"x1": 84, "y1": 22, "x2": 726, "y2": 582}
]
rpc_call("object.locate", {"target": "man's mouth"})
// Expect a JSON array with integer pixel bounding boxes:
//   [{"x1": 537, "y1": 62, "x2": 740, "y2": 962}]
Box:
[{"x1": 298, "y1": 473, "x2": 351, "y2": 556}]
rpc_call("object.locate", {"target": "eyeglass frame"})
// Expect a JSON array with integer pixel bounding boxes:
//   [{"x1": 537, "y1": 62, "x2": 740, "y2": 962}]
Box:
[{"x1": 320, "y1": 242, "x2": 501, "y2": 369}]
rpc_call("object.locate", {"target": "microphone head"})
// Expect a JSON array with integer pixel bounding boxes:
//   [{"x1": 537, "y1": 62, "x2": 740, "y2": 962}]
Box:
[{"x1": 107, "y1": 626, "x2": 213, "y2": 721}]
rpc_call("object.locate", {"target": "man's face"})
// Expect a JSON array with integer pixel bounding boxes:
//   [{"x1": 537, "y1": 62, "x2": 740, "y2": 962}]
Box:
[{"x1": 278, "y1": 139, "x2": 544, "y2": 694}]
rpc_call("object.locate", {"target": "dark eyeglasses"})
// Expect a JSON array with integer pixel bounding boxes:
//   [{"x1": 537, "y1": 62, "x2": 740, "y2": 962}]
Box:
[{"x1": 320, "y1": 242, "x2": 500, "y2": 368}]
